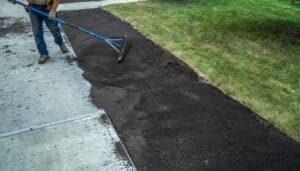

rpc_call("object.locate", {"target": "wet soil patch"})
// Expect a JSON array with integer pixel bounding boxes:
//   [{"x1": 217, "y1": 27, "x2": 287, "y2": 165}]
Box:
[
  {"x1": 60, "y1": 9, "x2": 300, "y2": 170},
  {"x1": 0, "y1": 17, "x2": 30, "y2": 36}
]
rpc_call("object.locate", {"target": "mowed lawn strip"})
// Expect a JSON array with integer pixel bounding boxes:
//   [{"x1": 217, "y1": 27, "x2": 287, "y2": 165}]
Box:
[{"x1": 103, "y1": 0, "x2": 300, "y2": 141}]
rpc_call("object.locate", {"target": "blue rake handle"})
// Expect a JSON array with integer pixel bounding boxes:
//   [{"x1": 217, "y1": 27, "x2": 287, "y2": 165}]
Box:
[{"x1": 14, "y1": 0, "x2": 121, "y2": 48}]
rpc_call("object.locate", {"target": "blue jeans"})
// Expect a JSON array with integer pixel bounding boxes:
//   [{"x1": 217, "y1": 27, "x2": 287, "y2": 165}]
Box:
[{"x1": 29, "y1": 5, "x2": 63, "y2": 56}]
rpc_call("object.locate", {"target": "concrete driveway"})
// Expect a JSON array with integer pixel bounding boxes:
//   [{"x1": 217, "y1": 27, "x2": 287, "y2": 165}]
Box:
[{"x1": 0, "y1": 0, "x2": 135, "y2": 170}]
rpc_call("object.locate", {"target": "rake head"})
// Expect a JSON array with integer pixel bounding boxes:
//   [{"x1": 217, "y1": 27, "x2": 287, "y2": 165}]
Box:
[
  {"x1": 107, "y1": 34, "x2": 128, "y2": 63},
  {"x1": 117, "y1": 35, "x2": 128, "y2": 63}
]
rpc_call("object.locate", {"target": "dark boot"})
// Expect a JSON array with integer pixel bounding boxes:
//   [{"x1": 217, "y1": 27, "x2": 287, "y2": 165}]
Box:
[{"x1": 38, "y1": 54, "x2": 49, "y2": 64}]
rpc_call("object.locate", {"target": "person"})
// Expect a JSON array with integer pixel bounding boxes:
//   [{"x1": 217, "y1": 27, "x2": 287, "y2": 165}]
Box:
[{"x1": 27, "y1": 0, "x2": 68, "y2": 64}]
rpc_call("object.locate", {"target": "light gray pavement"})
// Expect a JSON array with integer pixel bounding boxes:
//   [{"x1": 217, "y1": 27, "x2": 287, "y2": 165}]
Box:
[
  {"x1": 0, "y1": 0, "x2": 135, "y2": 170},
  {"x1": 58, "y1": 0, "x2": 141, "y2": 11}
]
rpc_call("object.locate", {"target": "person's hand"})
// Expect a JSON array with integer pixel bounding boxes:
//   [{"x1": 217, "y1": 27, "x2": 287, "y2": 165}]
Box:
[{"x1": 48, "y1": 10, "x2": 56, "y2": 20}]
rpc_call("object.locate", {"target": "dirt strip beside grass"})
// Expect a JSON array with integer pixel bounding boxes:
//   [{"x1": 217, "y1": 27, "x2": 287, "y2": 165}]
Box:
[{"x1": 60, "y1": 9, "x2": 300, "y2": 171}]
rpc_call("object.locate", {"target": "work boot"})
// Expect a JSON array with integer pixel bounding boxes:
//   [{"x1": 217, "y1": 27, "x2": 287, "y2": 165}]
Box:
[
  {"x1": 59, "y1": 43, "x2": 68, "y2": 53},
  {"x1": 38, "y1": 54, "x2": 49, "y2": 64}
]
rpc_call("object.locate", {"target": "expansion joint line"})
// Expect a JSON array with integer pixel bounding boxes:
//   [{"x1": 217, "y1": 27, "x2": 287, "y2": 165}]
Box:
[{"x1": 0, "y1": 111, "x2": 104, "y2": 139}]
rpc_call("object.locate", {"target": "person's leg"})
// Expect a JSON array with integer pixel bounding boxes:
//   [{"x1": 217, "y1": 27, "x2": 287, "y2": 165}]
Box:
[
  {"x1": 44, "y1": 18, "x2": 68, "y2": 53},
  {"x1": 44, "y1": 17, "x2": 63, "y2": 45},
  {"x1": 28, "y1": 7, "x2": 48, "y2": 56}
]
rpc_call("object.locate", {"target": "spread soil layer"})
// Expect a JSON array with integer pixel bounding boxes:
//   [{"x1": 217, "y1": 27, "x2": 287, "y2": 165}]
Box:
[{"x1": 60, "y1": 9, "x2": 300, "y2": 171}]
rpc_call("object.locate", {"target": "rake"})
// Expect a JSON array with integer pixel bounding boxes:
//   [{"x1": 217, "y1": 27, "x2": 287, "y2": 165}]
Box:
[{"x1": 13, "y1": 0, "x2": 128, "y2": 63}]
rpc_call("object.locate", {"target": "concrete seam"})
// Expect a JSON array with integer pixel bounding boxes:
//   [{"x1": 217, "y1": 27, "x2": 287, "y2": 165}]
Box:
[{"x1": 0, "y1": 111, "x2": 104, "y2": 139}]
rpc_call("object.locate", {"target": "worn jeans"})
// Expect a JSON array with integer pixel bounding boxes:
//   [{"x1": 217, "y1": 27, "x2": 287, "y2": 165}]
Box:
[{"x1": 28, "y1": 5, "x2": 63, "y2": 56}]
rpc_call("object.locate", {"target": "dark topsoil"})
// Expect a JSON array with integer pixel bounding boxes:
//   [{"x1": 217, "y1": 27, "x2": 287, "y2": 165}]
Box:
[{"x1": 60, "y1": 9, "x2": 300, "y2": 171}]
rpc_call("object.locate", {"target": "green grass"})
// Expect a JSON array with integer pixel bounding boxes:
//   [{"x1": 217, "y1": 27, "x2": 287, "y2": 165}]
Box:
[{"x1": 103, "y1": 0, "x2": 300, "y2": 141}]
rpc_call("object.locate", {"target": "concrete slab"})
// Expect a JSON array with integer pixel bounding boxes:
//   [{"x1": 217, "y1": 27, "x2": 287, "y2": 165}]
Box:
[
  {"x1": 0, "y1": 0, "x2": 28, "y2": 18},
  {"x1": 0, "y1": 16, "x2": 99, "y2": 135},
  {"x1": 0, "y1": 114, "x2": 132, "y2": 171},
  {"x1": 58, "y1": 0, "x2": 141, "y2": 11},
  {"x1": 0, "y1": 0, "x2": 135, "y2": 170}
]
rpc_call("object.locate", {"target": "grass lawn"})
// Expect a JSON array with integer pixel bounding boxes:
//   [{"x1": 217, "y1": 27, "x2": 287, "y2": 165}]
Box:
[{"x1": 103, "y1": 0, "x2": 300, "y2": 141}]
